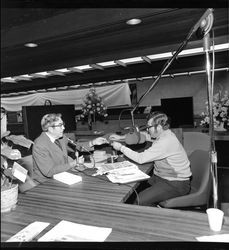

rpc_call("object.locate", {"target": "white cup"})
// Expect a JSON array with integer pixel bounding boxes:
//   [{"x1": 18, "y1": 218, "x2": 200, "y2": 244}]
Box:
[{"x1": 206, "y1": 208, "x2": 224, "y2": 232}]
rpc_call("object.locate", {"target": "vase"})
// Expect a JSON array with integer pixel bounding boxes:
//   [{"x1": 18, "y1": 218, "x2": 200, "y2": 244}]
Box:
[
  {"x1": 1, "y1": 184, "x2": 18, "y2": 213},
  {"x1": 214, "y1": 122, "x2": 227, "y2": 132}
]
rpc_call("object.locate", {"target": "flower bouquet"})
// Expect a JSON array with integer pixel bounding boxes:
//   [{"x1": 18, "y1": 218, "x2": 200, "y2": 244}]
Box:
[
  {"x1": 200, "y1": 90, "x2": 229, "y2": 131},
  {"x1": 79, "y1": 88, "x2": 108, "y2": 130}
]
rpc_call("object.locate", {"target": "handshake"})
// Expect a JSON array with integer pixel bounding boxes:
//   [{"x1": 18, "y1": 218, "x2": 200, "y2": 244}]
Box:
[{"x1": 89, "y1": 135, "x2": 126, "y2": 152}]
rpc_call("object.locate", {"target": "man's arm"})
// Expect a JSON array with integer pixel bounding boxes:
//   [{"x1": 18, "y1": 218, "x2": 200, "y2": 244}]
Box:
[{"x1": 75, "y1": 137, "x2": 108, "y2": 152}]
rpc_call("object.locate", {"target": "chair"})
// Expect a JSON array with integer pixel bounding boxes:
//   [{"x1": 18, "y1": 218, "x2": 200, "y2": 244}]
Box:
[
  {"x1": 159, "y1": 150, "x2": 212, "y2": 210},
  {"x1": 183, "y1": 132, "x2": 210, "y2": 156},
  {"x1": 171, "y1": 128, "x2": 183, "y2": 145},
  {"x1": 17, "y1": 155, "x2": 37, "y2": 193}
]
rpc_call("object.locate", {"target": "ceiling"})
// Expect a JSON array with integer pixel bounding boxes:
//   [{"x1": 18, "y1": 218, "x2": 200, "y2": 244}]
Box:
[{"x1": 1, "y1": 7, "x2": 228, "y2": 94}]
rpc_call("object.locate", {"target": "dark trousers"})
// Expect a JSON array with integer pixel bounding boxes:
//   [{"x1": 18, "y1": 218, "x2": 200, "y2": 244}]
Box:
[{"x1": 134, "y1": 174, "x2": 191, "y2": 206}]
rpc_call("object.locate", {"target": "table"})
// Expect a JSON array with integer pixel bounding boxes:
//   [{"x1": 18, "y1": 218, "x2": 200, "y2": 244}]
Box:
[
  {"x1": 1, "y1": 159, "x2": 229, "y2": 243},
  {"x1": 2, "y1": 192, "x2": 229, "y2": 243},
  {"x1": 19, "y1": 162, "x2": 153, "y2": 204}
]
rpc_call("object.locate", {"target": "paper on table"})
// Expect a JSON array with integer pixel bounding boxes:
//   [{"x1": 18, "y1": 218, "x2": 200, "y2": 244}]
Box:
[
  {"x1": 7, "y1": 221, "x2": 50, "y2": 242},
  {"x1": 38, "y1": 220, "x2": 112, "y2": 242},
  {"x1": 107, "y1": 168, "x2": 150, "y2": 184},
  {"x1": 96, "y1": 160, "x2": 139, "y2": 175},
  {"x1": 53, "y1": 172, "x2": 82, "y2": 185},
  {"x1": 196, "y1": 234, "x2": 229, "y2": 242}
]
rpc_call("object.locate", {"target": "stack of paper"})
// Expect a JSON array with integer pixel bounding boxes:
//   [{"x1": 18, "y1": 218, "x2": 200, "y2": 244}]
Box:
[
  {"x1": 96, "y1": 161, "x2": 138, "y2": 175},
  {"x1": 107, "y1": 168, "x2": 150, "y2": 184},
  {"x1": 53, "y1": 172, "x2": 82, "y2": 185},
  {"x1": 96, "y1": 160, "x2": 150, "y2": 184},
  {"x1": 38, "y1": 220, "x2": 112, "y2": 242}
]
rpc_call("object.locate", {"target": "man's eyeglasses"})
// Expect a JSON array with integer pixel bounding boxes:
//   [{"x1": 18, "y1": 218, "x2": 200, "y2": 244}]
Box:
[
  {"x1": 51, "y1": 122, "x2": 65, "y2": 128},
  {"x1": 146, "y1": 125, "x2": 155, "y2": 131}
]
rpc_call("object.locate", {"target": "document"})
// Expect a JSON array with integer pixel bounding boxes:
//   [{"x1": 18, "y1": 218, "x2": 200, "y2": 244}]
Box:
[
  {"x1": 7, "y1": 221, "x2": 50, "y2": 242},
  {"x1": 96, "y1": 161, "x2": 150, "y2": 184},
  {"x1": 106, "y1": 168, "x2": 150, "y2": 184},
  {"x1": 196, "y1": 234, "x2": 229, "y2": 242},
  {"x1": 53, "y1": 172, "x2": 82, "y2": 185},
  {"x1": 38, "y1": 220, "x2": 112, "y2": 242},
  {"x1": 96, "y1": 160, "x2": 139, "y2": 174},
  {"x1": 12, "y1": 162, "x2": 28, "y2": 183}
]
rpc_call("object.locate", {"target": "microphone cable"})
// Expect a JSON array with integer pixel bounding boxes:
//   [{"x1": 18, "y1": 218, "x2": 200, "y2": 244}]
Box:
[
  {"x1": 211, "y1": 29, "x2": 215, "y2": 96},
  {"x1": 118, "y1": 108, "x2": 133, "y2": 132}
]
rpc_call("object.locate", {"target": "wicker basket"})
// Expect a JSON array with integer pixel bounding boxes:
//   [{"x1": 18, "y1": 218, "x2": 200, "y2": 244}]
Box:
[{"x1": 1, "y1": 184, "x2": 18, "y2": 213}]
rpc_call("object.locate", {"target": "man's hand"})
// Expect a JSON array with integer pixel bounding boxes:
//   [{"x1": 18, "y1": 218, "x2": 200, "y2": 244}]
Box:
[
  {"x1": 111, "y1": 141, "x2": 123, "y2": 151},
  {"x1": 92, "y1": 137, "x2": 108, "y2": 146}
]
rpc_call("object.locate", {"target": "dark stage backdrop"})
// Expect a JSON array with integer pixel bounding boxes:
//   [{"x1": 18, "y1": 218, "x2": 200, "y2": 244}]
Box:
[
  {"x1": 22, "y1": 105, "x2": 76, "y2": 141},
  {"x1": 161, "y1": 97, "x2": 194, "y2": 128}
]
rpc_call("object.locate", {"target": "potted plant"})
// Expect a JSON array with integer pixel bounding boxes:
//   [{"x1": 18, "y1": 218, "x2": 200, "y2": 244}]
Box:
[
  {"x1": 1, "y1": 141, "x2": 21, "y2": 213},
  {"x1": 1, "y1": 107, "x2": 34, "y2": 213}
]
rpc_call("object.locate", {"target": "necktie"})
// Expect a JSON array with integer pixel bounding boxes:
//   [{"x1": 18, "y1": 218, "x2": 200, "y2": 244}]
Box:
[{"x1": 54, "y1": 139, "x2": 62, "y2": 150}]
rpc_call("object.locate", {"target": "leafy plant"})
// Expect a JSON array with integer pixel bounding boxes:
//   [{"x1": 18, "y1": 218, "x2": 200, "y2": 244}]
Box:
[{"x1": 1, "y1": 133, "x2": 33, "y2": 191}]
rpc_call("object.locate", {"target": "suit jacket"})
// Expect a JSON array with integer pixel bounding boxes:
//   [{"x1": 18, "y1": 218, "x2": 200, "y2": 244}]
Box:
[{"x1": 32, "y1": 132, "x2": 92, "y2": 183}]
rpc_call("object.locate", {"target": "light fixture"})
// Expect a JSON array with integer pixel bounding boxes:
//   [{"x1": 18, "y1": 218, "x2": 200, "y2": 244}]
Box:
[
  {"x1": 55, "y1": 68, "x2": 71, "y2": 73},
  {"x1": 97, "y1": 61, "x2": 116, "y2": 67},
  {"x1": 126, "y1": 18, "x2": 142, "y2": 25},
  {"x1": 2, "y1": 42, "x2": 228, "y2": 86},
  {"x1": 24, "y1": 43, "x2": 38, "y2": 48},
  {"x1": 118, "y1": 57, "x2": 143, "y2": 64},
  {"x1": 75, "y1": 65, "x2": 92, "y2": 70},
  {"x1": 147, "y1": 52, "x2": 173, "y2": 60}
]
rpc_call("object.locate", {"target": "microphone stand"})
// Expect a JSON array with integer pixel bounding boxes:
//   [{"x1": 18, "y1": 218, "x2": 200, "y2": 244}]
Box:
[
  {"x1": 67, "y1": 137, "x2": 96, "y2": 169},
  {"x1": 203, "y1": 32, "x2": 218, "y2": 208},
  {"x1": 129, "y1": 8, "x2": 219, "y2": 207}
]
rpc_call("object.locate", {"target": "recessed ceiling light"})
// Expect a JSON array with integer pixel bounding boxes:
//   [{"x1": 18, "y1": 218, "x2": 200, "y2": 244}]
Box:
[
  {"x1": 126, "y1": 18, "x2": 142, "y2": 25},
  {"x1": 24, "y1": 43, "x2": 38, "y2": 48}
]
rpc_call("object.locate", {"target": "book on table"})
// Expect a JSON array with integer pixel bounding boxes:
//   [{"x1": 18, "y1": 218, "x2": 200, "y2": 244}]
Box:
[{"x1": 53, "y1": 172, "x2": 82, "y2": 185}]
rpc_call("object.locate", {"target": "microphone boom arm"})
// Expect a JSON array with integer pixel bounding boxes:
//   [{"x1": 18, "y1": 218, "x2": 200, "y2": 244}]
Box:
[{"x1": 131, "y1": 8, "x2": 214, "y2": 127}]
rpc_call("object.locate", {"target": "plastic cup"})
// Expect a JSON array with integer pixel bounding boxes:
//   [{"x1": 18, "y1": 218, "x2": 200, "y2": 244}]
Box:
[{"x1": 206, "y1": 208, "x2": 224, "y2": 232}]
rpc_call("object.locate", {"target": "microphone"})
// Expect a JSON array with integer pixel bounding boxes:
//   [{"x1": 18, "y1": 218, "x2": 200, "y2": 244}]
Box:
[
  {"x1": 66, "y1": 137, "x2": 95, "y2": 168},
  {"x1": 125, "y1": 127, "x2": 146, "y2": 145},
  {"x1": 196, "y1": 11, "x2": 214, "y2": 39}
]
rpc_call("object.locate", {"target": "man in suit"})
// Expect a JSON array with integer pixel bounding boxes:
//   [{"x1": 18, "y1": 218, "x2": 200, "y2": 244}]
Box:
[{"x1": 32, "y1": 113, "x2": 108, "y2": 184}]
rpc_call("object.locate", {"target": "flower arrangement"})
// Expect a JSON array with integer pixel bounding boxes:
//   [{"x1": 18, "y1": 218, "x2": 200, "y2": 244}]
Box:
[
  {"x1": 200, "y1": 90, "x2": 229, "y2": 131},
  {"x1": 1, "y1": 141, "x2": 21, "y2": 191},
  {"x1": 79, "y1": 88, "x2": 108, "y2": 127},
  {"x1": 1, "y1": 108, "x2": 33, "y2": 191}
]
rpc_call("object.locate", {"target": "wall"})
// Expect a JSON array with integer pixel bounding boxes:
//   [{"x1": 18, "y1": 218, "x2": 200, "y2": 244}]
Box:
[{"x1": 136, "y1": 71, "x2": 229, "y2": 116}]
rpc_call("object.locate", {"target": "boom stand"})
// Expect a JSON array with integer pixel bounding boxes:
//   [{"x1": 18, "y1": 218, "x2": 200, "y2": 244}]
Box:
[
  {"x1": 203, "y1": 32, "x2": 218, "y2": 208},
  {"x1": 129, "y1": 8, "x2": 218, "y2": 208}
]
